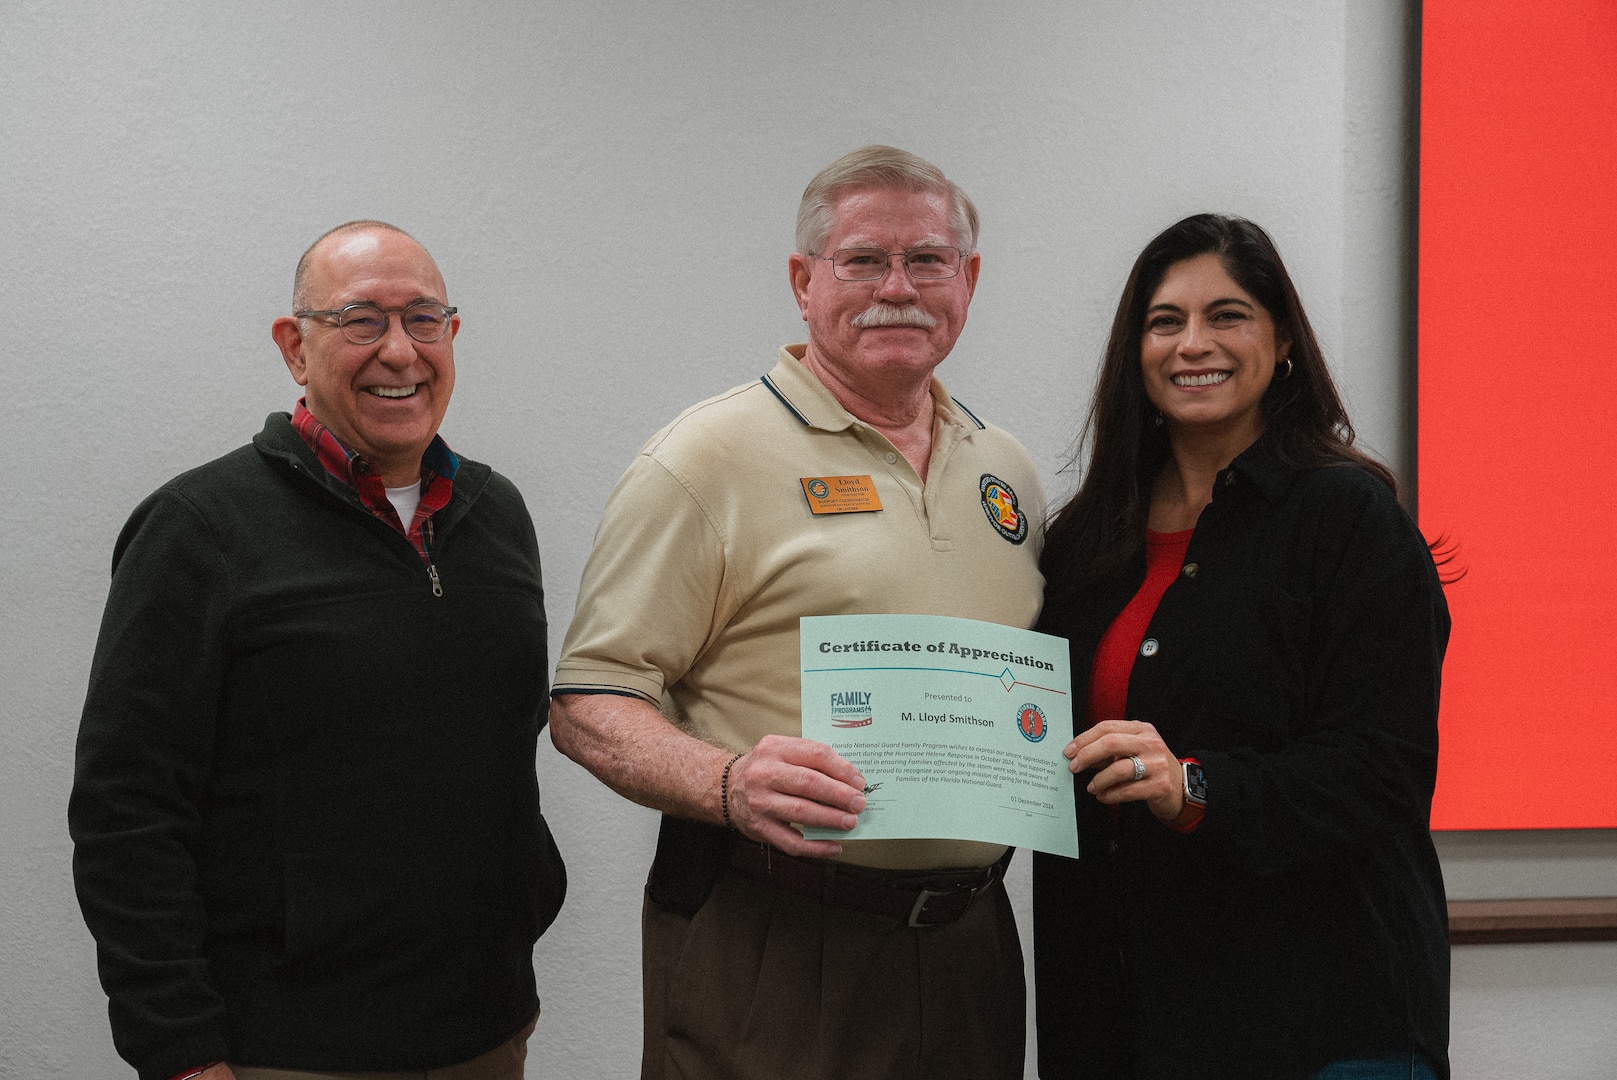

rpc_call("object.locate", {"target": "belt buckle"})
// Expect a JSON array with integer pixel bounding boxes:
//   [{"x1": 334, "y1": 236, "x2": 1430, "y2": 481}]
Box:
[{"x1": 907, "y1": 887, "x2": 949, "y2": 928}]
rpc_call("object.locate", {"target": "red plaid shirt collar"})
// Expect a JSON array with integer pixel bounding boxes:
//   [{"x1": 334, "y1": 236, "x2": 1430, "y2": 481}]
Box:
[{"x1": 290, "y1": 399, "x2": 458, "y2": 564}]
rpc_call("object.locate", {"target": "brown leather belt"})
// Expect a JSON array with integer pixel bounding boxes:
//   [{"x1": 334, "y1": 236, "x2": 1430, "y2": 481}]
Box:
[{"x1": 724, "y1": 839, "x2": 1002, "y2": 928}]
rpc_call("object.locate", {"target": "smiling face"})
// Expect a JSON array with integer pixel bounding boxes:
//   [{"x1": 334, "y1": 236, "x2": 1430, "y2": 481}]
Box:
[
  {"x1": 788, "y1": 186, "x2": 979, "y2": 402},
  {"x1": 1140, "y1": 252, "x2": 1289, "y2": 454},
  {"x1": 271, "y1": 228, "x2": 457, "y2": 486}
]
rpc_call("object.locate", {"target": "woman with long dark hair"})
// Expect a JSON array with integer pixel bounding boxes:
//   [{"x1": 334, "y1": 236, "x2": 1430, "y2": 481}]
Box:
[{"x1": 1033, "y1": 215, "x2": 1450, "y2": 1080}]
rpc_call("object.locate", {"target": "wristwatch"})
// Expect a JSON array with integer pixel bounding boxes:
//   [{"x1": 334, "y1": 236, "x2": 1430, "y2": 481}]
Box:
[{"x1": 1181, "y1": 759, "x2": 1207, "y2": 809}]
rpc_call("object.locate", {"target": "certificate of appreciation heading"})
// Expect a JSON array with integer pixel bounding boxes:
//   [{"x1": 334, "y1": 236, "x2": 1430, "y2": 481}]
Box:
[{"x1": 800, "y1": 613, "x2": 1079, "y2": 858}]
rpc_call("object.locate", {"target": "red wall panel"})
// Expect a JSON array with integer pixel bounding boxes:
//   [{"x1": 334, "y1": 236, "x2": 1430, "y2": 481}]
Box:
[{"x1": 1420, "y1": 0, "x2": 1617, "y2": 828}]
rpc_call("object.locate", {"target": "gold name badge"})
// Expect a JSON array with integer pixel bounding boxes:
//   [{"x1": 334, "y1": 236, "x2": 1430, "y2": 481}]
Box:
[{"x1": 800, "y1": 475, "x2": 884, "y2": 515}]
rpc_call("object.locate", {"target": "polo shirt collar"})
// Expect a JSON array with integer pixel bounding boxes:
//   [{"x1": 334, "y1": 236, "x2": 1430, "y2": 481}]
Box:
[{"x1": 761, "y1": 344, "x2": 981, "y2": 433}]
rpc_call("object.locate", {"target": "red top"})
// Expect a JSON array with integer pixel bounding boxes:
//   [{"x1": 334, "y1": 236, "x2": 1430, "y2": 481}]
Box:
[
  {"x1": 1087, "y1": 529, "x2": 1194, "y2": 724},
  {"x1": 1085, "y1": 528, "x2": 1203, "y2": 832}
]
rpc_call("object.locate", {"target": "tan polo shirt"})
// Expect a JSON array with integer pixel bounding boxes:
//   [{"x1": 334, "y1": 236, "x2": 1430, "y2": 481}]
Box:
[{"x1": 555, "y1": 346, "x2": 1046, "y2": 869}]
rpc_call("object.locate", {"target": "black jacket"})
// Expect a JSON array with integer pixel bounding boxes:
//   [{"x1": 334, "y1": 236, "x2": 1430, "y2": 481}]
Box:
[
  {"x1": 70, "y1": 414, "x2": 566, "y2": 1080},
  {"x1": 1033, "y1": 439, "x2": 1450, "y2": 1080}
]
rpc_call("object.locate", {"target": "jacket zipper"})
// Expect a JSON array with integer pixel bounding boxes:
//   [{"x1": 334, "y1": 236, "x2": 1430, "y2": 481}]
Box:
[
  {"x1": 288, "y1": 457, "x2": 446, "y2": 596},
  {"x1": 424, "y1": 519, "x2": 443, "y2": 597}
]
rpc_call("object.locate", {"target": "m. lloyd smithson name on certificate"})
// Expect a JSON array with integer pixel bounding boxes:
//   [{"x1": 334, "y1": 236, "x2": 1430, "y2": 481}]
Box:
[{"x1": 800, "y1": 613, "x2": 1079, "y2": 858}]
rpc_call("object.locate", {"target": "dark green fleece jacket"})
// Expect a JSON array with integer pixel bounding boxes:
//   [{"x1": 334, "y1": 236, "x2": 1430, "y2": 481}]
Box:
[{"x1": 70, "y1": 413, "x2": 566, "y2": 1080}]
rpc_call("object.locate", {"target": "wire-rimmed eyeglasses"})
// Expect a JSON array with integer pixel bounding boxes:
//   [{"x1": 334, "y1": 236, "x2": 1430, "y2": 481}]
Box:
[
  {"x1": 814, "y1": 246, "x2": 965, "y2": 282},
  {"x1": 295, "y1": 301, "x2": 458, "y2": 344}
]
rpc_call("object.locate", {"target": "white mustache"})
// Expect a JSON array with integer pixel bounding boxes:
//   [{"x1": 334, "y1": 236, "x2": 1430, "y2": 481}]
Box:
[{"x1": 851, "y1": 303, "x2": 937, "y2": 329}]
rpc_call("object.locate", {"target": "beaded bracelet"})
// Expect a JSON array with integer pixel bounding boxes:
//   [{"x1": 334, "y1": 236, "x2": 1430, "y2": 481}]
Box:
[{"x1": 720, "y1": 752, "x2": 744, "y2": 829}]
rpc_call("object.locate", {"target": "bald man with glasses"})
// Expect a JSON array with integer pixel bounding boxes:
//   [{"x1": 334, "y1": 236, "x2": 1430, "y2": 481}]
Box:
[{"x1": 70, "y1": 221, "x2": 566, "y2": 1080}]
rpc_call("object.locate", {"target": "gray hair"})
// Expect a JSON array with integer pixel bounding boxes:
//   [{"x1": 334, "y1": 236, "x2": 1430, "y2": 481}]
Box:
[{"x1": 795, "y1": 145, "x2": 979, "y2": 255}]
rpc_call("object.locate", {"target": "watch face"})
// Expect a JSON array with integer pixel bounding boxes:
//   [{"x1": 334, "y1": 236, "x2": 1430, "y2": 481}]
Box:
[{"x1": 1183, "y1": 761, "x2": 1207, "y2": 806}]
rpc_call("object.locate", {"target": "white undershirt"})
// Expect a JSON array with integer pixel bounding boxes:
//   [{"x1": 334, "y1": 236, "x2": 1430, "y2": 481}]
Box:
[{"x1": 386, "y1": 483, "x2": 422, "y2": 529}]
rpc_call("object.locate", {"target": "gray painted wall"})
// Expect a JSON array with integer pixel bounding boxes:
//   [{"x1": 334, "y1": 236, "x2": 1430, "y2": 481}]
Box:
[{"x1": 4, "y1": 2, "x2": 1613, "y2": 1077}]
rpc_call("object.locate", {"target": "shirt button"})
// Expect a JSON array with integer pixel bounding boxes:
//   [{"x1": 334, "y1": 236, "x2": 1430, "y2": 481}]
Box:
[
  {"x1": 1181, "y1": 563, "x2": 1199, "y2": 579},
  {"x1": 1223, "y1": 472, "x2": 1236, "y2": 487},
  {"x1": 884, "y1": 452, "x2": 898, "y2": 464},
  {"x1": 1140, "y1": 638, "x2": 1159, "y2": 657}
]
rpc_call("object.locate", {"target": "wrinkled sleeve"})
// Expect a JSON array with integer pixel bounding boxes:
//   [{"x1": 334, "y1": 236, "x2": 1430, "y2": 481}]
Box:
[
  {"x1": 552, "y1": 448, "x2": 728, "y2": 701},
  {"x1": 1191, "y1": 475, "x2": 1451, "y2": 874},
  {"x1": 69, "y1": 488, "x2": 234, "y2": 1080}
]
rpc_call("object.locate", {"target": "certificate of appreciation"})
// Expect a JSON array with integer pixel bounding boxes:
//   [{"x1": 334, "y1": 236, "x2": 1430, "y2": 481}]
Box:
[{"x1": 800, "y1": 613, "x2": 1078, "y2": 858}]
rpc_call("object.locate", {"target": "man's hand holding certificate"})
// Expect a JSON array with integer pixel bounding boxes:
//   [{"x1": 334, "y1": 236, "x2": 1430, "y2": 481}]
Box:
[{"x1": 801, "y1": 614, "x2": 1079, "y2": 857}]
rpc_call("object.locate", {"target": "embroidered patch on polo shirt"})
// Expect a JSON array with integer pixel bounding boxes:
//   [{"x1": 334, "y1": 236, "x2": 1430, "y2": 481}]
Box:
[{"x1": 980, "y1": 474, "x2": 1028, "y2": 544}]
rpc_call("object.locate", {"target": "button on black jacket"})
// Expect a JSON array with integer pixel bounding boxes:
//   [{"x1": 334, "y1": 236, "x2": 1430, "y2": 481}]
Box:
[{"x1": 1033, "y1": 438, "x2": 1451, "y2": 1080}]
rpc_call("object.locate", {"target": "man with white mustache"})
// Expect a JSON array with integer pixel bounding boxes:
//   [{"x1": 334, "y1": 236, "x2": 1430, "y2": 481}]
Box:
[
  {"x1": 71, "y1": 221, "x2": 566, "y2": 1080},
  {"x1": 551, "y1": 147, "x2": 1045, "y2": 1080}
]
